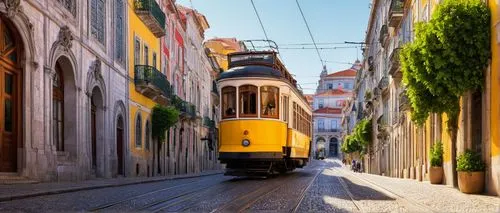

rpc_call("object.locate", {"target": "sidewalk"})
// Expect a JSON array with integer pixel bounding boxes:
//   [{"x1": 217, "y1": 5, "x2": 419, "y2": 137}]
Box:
[
  {"x1": 333, "y1": 162, "x2": 500, "y2": 212},
  {"x1": 0, "y1": 170, "x2": 223, "y2": 202}
]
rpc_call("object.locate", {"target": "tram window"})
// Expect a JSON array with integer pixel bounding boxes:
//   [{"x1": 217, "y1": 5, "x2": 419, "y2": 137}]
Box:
[
  {"x1": 222, "y1": 86, "x2": 236, "y2": 118},
  {"x1": 239, "y1": 85, "x2": 258, "y2": 117},
  {"x1": 293, "y1": 102, "x2": 297, "y2": 129},
  {"x1": 283, "y1": 96, "x2": 289, "y2": 122},
  {"x1": 260, "y1": 86, "x2": 279, "y2": 119}
]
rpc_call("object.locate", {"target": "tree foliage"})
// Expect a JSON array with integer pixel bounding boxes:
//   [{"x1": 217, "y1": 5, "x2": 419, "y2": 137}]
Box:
[
  {"x1": 151, "y1": 105, "x2": 180, "y2": 143},
  {"x1": 342, "y1": 118, "x2": 372, "y2": 155},
  {"x1": 399, "y1": 0, "x2": 490, "y2": 126}
]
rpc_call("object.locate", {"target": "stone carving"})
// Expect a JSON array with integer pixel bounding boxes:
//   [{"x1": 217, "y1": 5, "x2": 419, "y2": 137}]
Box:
[
  {"x1": 92, "y1": 59, "x2": 102, "y2": 80},
  {"x1": 57, "y1": 26, "x2": 74, "y2": 51},
  {"x1": 2, "y1": 0, "x2": 21, "y2": 18}
]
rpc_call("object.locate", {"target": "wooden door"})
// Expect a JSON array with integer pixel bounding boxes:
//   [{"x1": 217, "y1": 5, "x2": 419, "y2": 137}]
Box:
[
  {"x1": 0, "y1": 16, "x2": 20, "y2": 172},
  {"x1": 116, "y1": 117, "x2": 124, "y2": 175},
  {"x1": 91, "y1": 100, "x2": 97, "y2": 169}
]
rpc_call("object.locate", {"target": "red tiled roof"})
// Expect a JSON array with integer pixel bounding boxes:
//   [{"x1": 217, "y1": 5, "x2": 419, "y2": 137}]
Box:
[
  {"x1": 313, "y1": 107, "x2": 342, "y2": 114},
  {"x1": 315, "y1": 89, "x2": 351, "y2": 97},
  {"x1": 326, "y1": 69, "x2": 357, "y2": 77},
  {"x1": 207, "y1": 38, "x2": 241, "y2": 51}
]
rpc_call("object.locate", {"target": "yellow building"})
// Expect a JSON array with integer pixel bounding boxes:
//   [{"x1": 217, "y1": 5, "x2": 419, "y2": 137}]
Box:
[
  {"x1": 488, "y1": 0, "x2": 500, "y2": 196},
  {"x1": 128, "y1": 0, "x2": 167, "y2": 177},
  {"x1": 204, "y1": 38, "x2": 246, "y2": 71}
]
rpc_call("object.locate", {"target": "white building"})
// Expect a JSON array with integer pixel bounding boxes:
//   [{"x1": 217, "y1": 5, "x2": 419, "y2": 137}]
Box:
[
  {"x1": 312, "y1": 64, "x2": 359, "y2": 159},
  {"x1": 0, "y1": 0, "x2": 129, "y2": 181}
]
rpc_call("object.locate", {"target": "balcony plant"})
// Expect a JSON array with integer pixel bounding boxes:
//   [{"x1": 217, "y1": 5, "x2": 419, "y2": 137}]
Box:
[
  {"x1": 456, "y1": 149, "x2": 485, "y2": 194},
  {"x1": 429, "y1": 141, "x2": 443, "y2": 184}
]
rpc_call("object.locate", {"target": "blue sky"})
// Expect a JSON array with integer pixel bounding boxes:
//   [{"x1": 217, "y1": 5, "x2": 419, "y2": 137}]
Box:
[{"x1": 177, "y1": 0, "x2": 371, "y2": 94}]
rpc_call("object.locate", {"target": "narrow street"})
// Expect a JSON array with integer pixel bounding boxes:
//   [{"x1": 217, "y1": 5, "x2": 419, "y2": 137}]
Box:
[{"x1": 0, "y1": 159, "x2": 497, "y2": 213}]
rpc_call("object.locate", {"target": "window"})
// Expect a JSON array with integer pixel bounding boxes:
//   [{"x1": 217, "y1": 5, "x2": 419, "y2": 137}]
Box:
[
  {"x1": 57, "y1": 0, "x2": 76, "y2": 16},
  {"x1": 134, "y1": 38, "x2": 141, "y2": 66},
  {"x1": 318, "y1": 99, "x2": 324, "y2": 108},
  {"x1": 145, "y1": 120, "x2": 150, "y2": 151},
  {"x1": 135, "y1": 113, "x2": 142, "y2": 148},
  {"x1": 282, "y1": 96, "x2": 289, "y2": 122},
  {"x1": 144, "y1": 45, "x2": 149, "y2": 66},
  {"x1": 331, "y1": 120, "x2": 338, "y2": 131},
  {"x1": 318, "y1": 119, "x2": 324, "y2": 131},
  {"x1": 91, "y1": 0, "x2": 105, "y2": 44},
  {"x1": 53, "y1": 63, "x2": 64, "y2": 151},
  {"x1": 327, "y1": 83, "x2": 333, "y2": 89},
  {"x1": 239, "y1": 85, "x2": 258, "y2": 117},
  {"x1": 115, "y1": 0, "x2": 125, "y2": 63},
  {"x1": 222, "y1": 86, "x2": 236, "y2": 118},
  {"x1": 153, "y1": 52, "x2": 157, "y2": 69},
  {"x1": 344, "y1": 82, "x2": 352, "y2": 90},
  {"x1": 260, "y1": 86, "x2": 279, "y2": 118},
  {"x1": 293, "y1": 102, "x2": 297, "y2": 129}
]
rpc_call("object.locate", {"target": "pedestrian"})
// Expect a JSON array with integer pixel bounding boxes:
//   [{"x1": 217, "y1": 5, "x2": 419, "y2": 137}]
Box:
[
  {"x1": 356, "y1": 161, "x2": 361, "y2": 173},
  {"x1": 351, "y1": 160, "x2": 356, "y2": 171}
]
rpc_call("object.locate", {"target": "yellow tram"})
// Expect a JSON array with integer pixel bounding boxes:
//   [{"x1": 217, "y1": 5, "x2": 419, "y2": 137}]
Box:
[{"x1": 217, "y1": 51, "x2": 312, "y2": 176}]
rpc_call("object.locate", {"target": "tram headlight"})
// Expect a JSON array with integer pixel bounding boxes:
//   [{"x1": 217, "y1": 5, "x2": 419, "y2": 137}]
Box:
[{"x1": 242, "y1": 139, "x2": 250, "y2": 147}]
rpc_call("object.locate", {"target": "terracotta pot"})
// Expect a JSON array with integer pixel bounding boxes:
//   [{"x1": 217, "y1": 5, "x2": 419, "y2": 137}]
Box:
[
  {"x1": 429, "y1": 166, "x2": 443, "y2": 184},
  {"x1": 458, "y1": 171, "x2": 484, "y2": 194}
]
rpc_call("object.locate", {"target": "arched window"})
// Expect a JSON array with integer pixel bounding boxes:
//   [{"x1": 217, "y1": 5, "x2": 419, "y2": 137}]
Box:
[
  {"x1": 238, "y1": 85, "x2": 257, "y2": 117},
  {"x1": 260, "y1": 86, "x2": 279, "y2": 119},
  {"x1": 221, "y1": 86, "x2": 236, "y2": 119},
  {"x1": 53, "y1": 63, "x2": 64, "y2": 151},
  {"x1": 114, "y1": 0, "x2": 125, "y2": 63},
  {"x1": 145, "y1": 120, "x2": 150, "y2": 151},
  {"x1": 135, "y1": 113, "x2": 142, "y2": 148}
]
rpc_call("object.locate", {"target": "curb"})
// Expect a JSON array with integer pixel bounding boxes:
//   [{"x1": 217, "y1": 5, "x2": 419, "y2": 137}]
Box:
[{"x1": 0, "y1": 171, "x2": 224, "y2": 202}]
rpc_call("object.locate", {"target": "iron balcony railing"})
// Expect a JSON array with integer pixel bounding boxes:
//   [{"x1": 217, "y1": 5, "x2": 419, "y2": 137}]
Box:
[
  {"x1": 134, "y1": 0, "x2": 166, "y2": 37},
  {"x1": 172, "y1": 96, "x2": 197, "y2": 118},
  {"x1": 389, "y1": 0, "x2": 404, "y2": 27},
  {"x1": 134, "y1": 65, "x2": 172, "y2": 98},
  {"x1": 203, "y1": 116, "x2": 216, "y2": 128},
  {"x1": 316, "y1": 128, "x2": 341, "y2": 133}
]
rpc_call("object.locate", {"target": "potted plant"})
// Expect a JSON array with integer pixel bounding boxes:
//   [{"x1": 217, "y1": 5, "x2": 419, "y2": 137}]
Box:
[
  {"x1": 456, "y1": 149, "x2": 486, "y2": 194},
  {"x1": 429, "y1": 141, "x2": 443, "y2": 184}
]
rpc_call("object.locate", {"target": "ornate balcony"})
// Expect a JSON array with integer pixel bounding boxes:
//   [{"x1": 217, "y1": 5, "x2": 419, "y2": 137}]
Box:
[
  {"x1": 203, "y1": 116, "x2": 216, "y2": 128},
  {"x1": 399, "y1": 91, "x2": 410, "y2": 112},
  {"x1": 379, "y1": 24, "x2": 389, "y2": 46},
  {"x1": 389, "y1": 48, "x2": 402, "y2": 78},
  {"x1": 134, "y1": 0, "x2": 166, "y2": 37},
  {"x1": 378, "y1": 76, "x2": 389, "y2": 94},
  {"x1": 315, "y1": 128, "x2": 342, "y2": 133},
  {"x1": 134, "y1": 65, "x2": 172, "y2": 105},
  {"x1": 389, "y1": 0, "x2": 404, "y2": 28},
  {"x1": 171, "y1": 96, "x2": 197, "y2": 119}
]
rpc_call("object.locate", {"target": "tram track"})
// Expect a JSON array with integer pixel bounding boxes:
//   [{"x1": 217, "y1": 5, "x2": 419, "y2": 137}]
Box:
[
  {"x1": 88, "y1": 175, "x2": 229, "y2": 212},
  {"x1": 289, "y1": 167, "x2": 324, "y2": 213}
]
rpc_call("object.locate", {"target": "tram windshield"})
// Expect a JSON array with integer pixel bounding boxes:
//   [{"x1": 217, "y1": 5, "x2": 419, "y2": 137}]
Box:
[
  {"x1": 261, "y1": 86, "x2": 279, "y2": 118},
  {"x1": 222, "y1": 86, "x2": 236, "y2": 118},
  {"x1": 239, "y1": 85, "x2": 258, "y2": 117}
]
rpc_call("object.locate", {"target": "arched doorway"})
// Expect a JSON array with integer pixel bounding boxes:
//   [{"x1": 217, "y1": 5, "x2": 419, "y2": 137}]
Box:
[
  {"x1": 116, "y1": 115, "x2": 124, "y2": 176},
  {"x1": 90, "y1": 87, "x2": 104, "y2": 176},
  {"x1": 329, "y1": 137, "x2": 339, "y2": 157},
  {"x1": 0, "y1": 15, "x2": 22, "y2": 172},
  {"x1": 316, "y1": 137, "x2": 326, "y2": 159}
]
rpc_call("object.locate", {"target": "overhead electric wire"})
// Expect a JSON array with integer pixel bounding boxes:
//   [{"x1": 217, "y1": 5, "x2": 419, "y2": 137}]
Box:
[
  {"x1": 250, "y1": 0, "x2": 272, "y2": 49},
  {"x1": 295, "y1": 0, "x2": 324, "y2": 67}
]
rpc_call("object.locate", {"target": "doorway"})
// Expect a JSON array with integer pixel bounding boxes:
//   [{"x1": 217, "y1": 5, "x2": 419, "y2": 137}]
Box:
[
  {"x1": 116, "y1": 116, "x2": 124, "y2": 176},
  {"x1": 0, "y1": 16, "x2": 21, "y2": 172},
  {"x1": 329, "y1": 137, "x2": 338, "y2": 157}
]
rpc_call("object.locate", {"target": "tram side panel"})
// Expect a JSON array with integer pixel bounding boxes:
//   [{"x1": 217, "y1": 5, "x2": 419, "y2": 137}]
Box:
[
  {"x1": 286, "y1": 129, "x2": 310, "y2": 159},
  {"x1": 218, "y1": 119, "x2": 288, "y2": 162}
]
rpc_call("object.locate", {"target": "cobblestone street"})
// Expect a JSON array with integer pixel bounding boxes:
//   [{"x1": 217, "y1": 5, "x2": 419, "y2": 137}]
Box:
[{"x1": 0, "y1": 159, "x2": 498, "y2": 212}]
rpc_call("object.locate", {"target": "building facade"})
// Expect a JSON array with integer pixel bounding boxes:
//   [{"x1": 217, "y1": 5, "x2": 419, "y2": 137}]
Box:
[
  {"x1": 353, "y1": 0, "x2": 499, "y2": 195},
  {"x1": 312, "y1": 65, "x2": 358, "y2": 159},
  {"x1": 0, "y1": 0, "x2": 221, "y2": 182}
]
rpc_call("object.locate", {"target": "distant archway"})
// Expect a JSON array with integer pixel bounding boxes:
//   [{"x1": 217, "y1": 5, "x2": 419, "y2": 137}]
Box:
[{"x1": 329, "y1": 137, "x2": 338, "y2": 157}]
